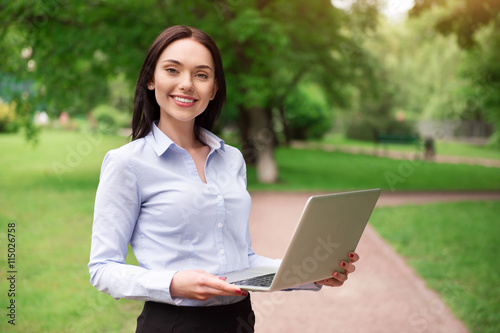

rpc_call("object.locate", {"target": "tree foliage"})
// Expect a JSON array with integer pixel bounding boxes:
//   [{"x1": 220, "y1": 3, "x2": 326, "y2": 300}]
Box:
[
  {"x1": 410, "y1": 0, "x2": 500, "y2": 145},
  {"x1": 411, "y1": 0, "x2": 500, "y2": 48},
  {"x1": 284, "y1": 82, "x2": 332, "y2": 140},
  {"x1": 1, "y1": 0, "x2": 365, "y2": 182},
  {"x1": 332, "y1": 1, "x2": 417, "y2": 140},
  {"x1": 366, "y1": 9, "x2": 469, "y2": 121}
]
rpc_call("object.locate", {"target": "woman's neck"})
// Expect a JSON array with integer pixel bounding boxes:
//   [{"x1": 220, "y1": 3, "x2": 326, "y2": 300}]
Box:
[{"x1": 157, "y1": 117, "x2": 201, "y2": 149}]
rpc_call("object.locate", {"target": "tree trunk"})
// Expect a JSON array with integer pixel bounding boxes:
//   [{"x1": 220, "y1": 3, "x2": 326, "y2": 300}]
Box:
[
  {"x1": 239, "y1": 105, "x2": 278, "y2": 183},
  {"x1": 278, "y1": 105, "x2": 292, "y2": 146},
  {"x1": 238, "y1": 105, "x2": 256, "y2": 165}
]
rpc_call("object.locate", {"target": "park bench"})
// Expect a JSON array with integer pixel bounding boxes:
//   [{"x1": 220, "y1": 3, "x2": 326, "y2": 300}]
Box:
[
  {"x1": 375, "y1": 133, "x2": 428, "y2": 157},
  {"x1": 376, "y1": 133, "x2": 420, "y2": 146},
  {"x1": 375, "y1": 133, "x2": 437, "y2": 159}
]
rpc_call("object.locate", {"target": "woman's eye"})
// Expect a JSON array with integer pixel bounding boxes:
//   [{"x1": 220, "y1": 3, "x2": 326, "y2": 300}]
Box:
[
  {"x1": 196, "y1": 73, "x2": 208, "y2": 79},
  {"x1": 166, "y1": 68, "x2": 178, "y2": 74}
]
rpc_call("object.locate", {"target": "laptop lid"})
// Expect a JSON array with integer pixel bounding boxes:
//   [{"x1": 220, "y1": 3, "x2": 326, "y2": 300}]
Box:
[
  {"x1": 270, "y1": 189, "x2": 380, "y2": 291},
  {"x1": 227, "y1": 189, "x2": 380, "y2": 291}
]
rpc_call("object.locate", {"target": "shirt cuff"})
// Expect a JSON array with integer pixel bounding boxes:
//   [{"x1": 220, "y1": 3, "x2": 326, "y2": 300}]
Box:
[
  {"x1": 145, "y1": 270, "x2": 183, "y2": 305},
  {"x1": 282, "y1": 281, "x2": 322, "y2": 292}
]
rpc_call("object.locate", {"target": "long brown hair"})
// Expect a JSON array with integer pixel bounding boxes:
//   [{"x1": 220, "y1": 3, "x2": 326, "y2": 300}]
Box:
[{"x1": 131, "y1": 25, "x2": 226, "y2": 140}]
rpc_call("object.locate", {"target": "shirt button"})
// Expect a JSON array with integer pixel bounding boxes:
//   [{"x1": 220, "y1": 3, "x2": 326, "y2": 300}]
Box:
[
  {"x1": 217, "y1": 222, "x2": 223, "y2": 228},
  {"x1": 219, "y1": 249, "x2": 225, "y2": 255},
  {"x1": 217, "y1": 195, "x2": 223, "y2": 202}
]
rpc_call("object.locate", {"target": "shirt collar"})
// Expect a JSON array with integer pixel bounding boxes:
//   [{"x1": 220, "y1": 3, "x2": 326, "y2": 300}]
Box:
[{"x1": 145, "y1": 122, "x2": 225, "y2": 156}]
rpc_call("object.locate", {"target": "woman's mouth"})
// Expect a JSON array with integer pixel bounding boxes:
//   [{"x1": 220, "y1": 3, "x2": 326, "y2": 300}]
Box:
[{"x1": 171, "y1": 95, "x2": 197, "y2": 107}]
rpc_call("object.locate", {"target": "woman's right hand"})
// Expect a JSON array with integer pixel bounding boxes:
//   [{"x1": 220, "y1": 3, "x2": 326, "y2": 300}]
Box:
[{"x1": 170, "y1": 269, "x2": 248, "y2": 301}]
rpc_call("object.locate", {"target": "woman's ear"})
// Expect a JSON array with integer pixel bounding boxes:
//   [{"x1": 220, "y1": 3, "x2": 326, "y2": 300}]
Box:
[
  {"x1": 147, "y1": 80, "x2": 155, "y2": 90},
  {"x1": 211, "y1": 80, "x2": 218, "y2": 100}
]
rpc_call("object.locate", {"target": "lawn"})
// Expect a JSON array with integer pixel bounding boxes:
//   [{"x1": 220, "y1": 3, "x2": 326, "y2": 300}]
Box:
[
  {"x1": 247, "y1": 147, "x2": 500, "y2": 191},
  {"x1": 0, "y1": 130, "x2": 142, "y2": 333},
  {"x1": 320, "y1": 134, "x2": 500, "y2": 160},
  {"x1": 370, "y1": 201, "x2": 500, "y2": 333},
  {"x1": 0, "y1": 129, "x2": 498, "y2": 332}
]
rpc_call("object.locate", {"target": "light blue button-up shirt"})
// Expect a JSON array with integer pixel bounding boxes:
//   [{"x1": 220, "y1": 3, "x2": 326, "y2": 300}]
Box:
[{"x1": 88, "y1": 123, "x2": 281, "y2": 306}]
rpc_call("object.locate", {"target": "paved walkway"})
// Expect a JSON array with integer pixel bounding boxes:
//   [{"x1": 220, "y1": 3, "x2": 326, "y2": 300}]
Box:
[
  {"x1": 291, "y1": 141, "x2": 500, "y2": 168},
  {"x1": 247, "y1": 191, "x2": 500, "y2": 333}
]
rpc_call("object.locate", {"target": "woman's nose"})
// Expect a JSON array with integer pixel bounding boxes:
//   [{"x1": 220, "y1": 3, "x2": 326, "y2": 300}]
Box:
[{"x1": 178, "y1": 74, "x2": 194, "y2": 91}]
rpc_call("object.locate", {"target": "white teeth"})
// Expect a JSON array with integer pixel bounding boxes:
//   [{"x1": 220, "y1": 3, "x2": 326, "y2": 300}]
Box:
[{"x1": 173, "y1": 96, "x2": 195, "y2": 103}]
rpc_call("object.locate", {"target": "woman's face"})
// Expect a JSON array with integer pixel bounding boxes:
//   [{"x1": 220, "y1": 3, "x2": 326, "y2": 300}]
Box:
[{"x1": 149, "y1": 38, "x2": 218, "y2": 128}]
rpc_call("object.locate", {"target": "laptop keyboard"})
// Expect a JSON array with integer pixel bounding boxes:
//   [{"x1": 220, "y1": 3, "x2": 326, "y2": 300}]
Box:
[{"x1": 230, "y1": 273, "x2": 276, "y2": 287}]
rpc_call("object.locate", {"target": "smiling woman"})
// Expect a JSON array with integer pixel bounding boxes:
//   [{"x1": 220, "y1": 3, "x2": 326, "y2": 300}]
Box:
[{"x1": 88, "y1": 25, "x2": 358, "y2": 333}]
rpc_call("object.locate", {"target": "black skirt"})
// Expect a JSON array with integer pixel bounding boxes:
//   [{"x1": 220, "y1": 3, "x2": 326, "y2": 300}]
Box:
[{"x1": 136, "y1": 296, "x2": 255, "y2": 333}]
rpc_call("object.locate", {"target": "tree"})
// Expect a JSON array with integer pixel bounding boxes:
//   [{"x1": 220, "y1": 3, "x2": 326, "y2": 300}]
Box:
[
  {"x1": 0, "y1": 0, "x2": 362, "y2": 182},
  {"x1": 366, "y1": 8, "x2": 470, "y2": 122},
  {"x1": 1, "y1": 0, "x2": 168, "y2": 139},
  {"x1": 330, "y1": 0, "x2": 414, "y2": 140},
  {"x1": 410, "y1": 0, "x2": 500, "y2": 145},
  {"x1": 212, "y1": 0, "x2": 353, "y2": 182},
  {"x1": 411, "y1": 0, "x2": 500, "y2": 48}
]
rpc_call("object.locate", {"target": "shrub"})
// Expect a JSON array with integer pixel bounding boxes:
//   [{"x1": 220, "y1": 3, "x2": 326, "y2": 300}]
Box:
[
  {"x1": 346, "y1": 116, "x2": 416, "y2": 141},
  {"x1": 0, "y1": 100, "x2": 19, "y2": 133},
  {"x1": 91, "y1": 104, "x2": 130, "y2": 134},
  {"x1": 284, "y1": 83, "x2": 332, "y2": 140},
  {"x1": 345, "y1": 95, "x2": 416, "y2": 142},
  {"x1": 345, "y1": 117, "x2": 377, "y2": 141}
]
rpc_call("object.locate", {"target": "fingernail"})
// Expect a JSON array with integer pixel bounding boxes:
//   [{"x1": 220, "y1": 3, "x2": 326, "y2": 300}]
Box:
[
  {"x1": 235, "y1": 289, "x2": 242, "y2": 294},
  {"x1": 341, "y1": 261, "x2": 346, "y2": 268},
  {"x1": 334, "y1": 272, "x2": 339, "y2": 278},
  {"x1": 218, "y1": 277, "x2": 227, "y2": 281},
  {"x1": 242, "y1": 291, "x2": 248, "y2": 297},
  {"x1": 349, "y1": 253, "x2": 355, "y2": 259}
]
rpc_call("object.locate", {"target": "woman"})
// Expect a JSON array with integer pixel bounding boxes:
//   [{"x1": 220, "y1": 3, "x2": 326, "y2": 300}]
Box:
[{"x1": 88, "y1": 25, "x2": 358, "y2": 333}]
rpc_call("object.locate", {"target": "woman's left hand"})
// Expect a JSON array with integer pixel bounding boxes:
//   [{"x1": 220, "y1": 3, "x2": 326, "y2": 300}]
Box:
[{"x1": 314, "y1": 252, "x2": 359, "y2": 287}]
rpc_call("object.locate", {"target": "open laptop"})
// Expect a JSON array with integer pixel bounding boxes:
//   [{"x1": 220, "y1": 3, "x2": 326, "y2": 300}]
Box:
[{"x1": 224, "y1": 189, "x2": 381, "y2": 291}]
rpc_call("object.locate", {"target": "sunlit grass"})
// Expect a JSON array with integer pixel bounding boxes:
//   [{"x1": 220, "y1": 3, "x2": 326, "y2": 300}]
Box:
[
  {"x1": 320, "y1": 133, "x2": 500, "y2": 160},
  {"x1": 370, "y1": 201, "x2": 500, "y2": 333},
  {"x1": 0, "y1": 130, "x2": 498, "y2": 332},
  {"x1": 247, "y1": 147, "x2": 500, "y2": 191},
  {"x1": 0, "y1": 130, "x2": 140, "y2": 333}
]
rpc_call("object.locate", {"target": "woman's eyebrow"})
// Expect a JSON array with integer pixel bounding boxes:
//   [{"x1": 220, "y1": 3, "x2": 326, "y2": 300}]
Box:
[
  {"x1": 162, "y1": 59, "x2": 182, "y2": 65},
  {"x1": 162, "y1": 59, "x2": 212, "y2": 71},
  {"x1": 195, "y1": 64, "x2": 213, "y2": 71}
]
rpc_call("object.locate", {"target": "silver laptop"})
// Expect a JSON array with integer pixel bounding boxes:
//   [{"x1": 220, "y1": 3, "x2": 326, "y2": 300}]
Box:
[{"x1": 224, "y1": 189, "x2": 381, "y2": 291}]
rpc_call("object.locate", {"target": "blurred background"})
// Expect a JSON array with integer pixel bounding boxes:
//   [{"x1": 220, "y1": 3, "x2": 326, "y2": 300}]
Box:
[{"x1": 0, "y1": 0, "x2": 499, "y2": 332}]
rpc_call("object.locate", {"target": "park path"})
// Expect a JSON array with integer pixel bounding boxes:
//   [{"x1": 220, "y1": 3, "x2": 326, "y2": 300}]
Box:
[
  {"x1": 247, "y1": 191, "x2": 500, "y2": 333},
  {"x1": 291, "y1": 141, "x2": 500, "y2": 168}
]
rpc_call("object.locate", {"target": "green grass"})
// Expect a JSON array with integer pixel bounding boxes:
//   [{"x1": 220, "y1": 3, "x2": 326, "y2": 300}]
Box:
[
  {"x1": 0, "y1": 130, "x2": 141, "y2": 333},
  {"x1": 321, "y1": 134, "x2": 500, "y2": 160},
  {"x1": 435, "y1": 140, "x2": 500, "y2": 160},
  {"x1": 370, "y1": 201, "x2": 500, "y2": 333},
  {"x1": 0, "y1": 130, "x2": 499, "y2": 332},
  {"x1": 247, "y1": 147, "x2": 500, "y2": 191}
]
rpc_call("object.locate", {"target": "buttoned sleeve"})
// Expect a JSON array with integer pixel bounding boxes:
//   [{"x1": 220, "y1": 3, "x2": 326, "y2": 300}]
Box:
[{"x1": 88, "y1": 150, "x2": 181, "y2": 305}]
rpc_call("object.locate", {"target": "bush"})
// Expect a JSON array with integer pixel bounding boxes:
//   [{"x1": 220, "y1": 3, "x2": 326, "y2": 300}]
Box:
[
  {"x1": 91, "y1": 104, "x2": 130, "y2": 134},
  {"x1": 0, "y1": 100, "x2": 19, "y2": 133},
  {"x1": 346, "y1": 116, "x2": 416, "y2": 141},
  {"x1": 345, "y1": 117, "x2": 377, "y2": 141},
  {"x1": 284, "y1": 83, "x2": 332, "y2": 140},
  {"x1": 345, "y1": 95, "x2": 416, "y2": 142}
]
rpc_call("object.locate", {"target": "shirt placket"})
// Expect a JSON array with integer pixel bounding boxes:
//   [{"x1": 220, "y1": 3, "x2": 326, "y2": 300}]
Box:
[
  {"x1": 205, "y1": 151, "x2": 228, "y2": 274},
  {"x1": 177, "y1": 147, "x2": 203, "y2": 183},
  {"x1": 214, "y1": 187, "x2": 227, "y2": 273}
]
